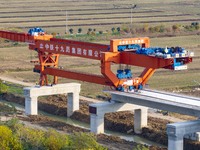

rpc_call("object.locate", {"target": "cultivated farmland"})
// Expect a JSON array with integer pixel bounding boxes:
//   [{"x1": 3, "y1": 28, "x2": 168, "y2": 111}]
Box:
[{"x1": 0, "y1": 0, "x2": 200, "y2": 34}]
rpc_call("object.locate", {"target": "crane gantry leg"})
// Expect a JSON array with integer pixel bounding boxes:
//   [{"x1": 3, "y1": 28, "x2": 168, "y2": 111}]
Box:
[
  {"x1": 140, "y1": 68, "x2": 156, "y2": 86},
  {"x1": 37, "y1": 52, "x2": 59, "y2": 86}
]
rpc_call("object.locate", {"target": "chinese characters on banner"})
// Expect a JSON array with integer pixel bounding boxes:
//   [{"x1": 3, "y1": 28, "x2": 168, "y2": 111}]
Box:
[{"x1": 39, "y1": 42, "x2": 101, "y2": 59}]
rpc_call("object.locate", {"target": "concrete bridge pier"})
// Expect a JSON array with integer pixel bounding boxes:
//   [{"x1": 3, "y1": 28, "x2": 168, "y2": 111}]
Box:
[
  {"x1": 67, "y1": 92, "x2": 80, "y2": 117},
  {"x1": 24, "y1": 83, "x2": 81, "y2": 117},
  {"x1": 167, "y1": 120, "x2": 200, "y2": 150},
  {"x1": 25, "y1": 96, "x2": 38, "y2": 115},
  {"x1": 134, "y1": 108, "x2": 148, "y2": 134},
  {"x1": 89, "y1": 101, "x2": 148, "y2": 134}
]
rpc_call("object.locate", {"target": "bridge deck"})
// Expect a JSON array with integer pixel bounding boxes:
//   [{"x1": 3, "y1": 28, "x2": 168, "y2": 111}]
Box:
[{"x1": 107, "y1": 89, "x2": 200, "y2": 117}]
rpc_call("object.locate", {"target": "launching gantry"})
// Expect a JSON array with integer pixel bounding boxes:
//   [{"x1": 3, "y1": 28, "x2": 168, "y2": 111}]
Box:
[{"x1": 0, "y1": 28, "x2": 193, "y2": 91}]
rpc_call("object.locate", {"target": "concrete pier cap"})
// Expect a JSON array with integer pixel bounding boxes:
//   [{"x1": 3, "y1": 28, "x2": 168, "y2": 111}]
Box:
[
  {"x1": 24, "y1": 83, "x2": 81, "y2": 117},
  {"x1": 89, "y1": 100, "x2": 148, "y2": 134},
  {"x1": 167, "y1": 120, "x2": 200, "y2": 150}
]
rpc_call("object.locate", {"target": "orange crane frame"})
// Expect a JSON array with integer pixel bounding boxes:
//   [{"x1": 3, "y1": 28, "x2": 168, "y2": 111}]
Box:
[{"x1": 0, "y1": 30, "x2": 192, "y2": 90}]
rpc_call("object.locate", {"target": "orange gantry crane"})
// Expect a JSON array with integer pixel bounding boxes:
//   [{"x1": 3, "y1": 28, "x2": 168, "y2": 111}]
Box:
[{"x1": 0, "y1": 28, "x2": 193, "y2": 91}]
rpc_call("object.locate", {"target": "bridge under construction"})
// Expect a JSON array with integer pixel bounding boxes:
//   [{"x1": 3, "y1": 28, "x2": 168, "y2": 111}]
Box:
[{"x1": 0, "y1": 28, "x2": 198, "y2": 150}]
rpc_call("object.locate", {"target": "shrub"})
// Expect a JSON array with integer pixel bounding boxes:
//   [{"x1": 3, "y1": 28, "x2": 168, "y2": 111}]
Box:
[
  {"x1": 0, "y1": 125, "x2": 22, "y2": 150},
  {"x1": 51, "y1": 32, "x2": 57, "y2": 36},
  {"x1": 91, "y1": 31, "x2": 96, "y2": 36},
  {"x1": 143, "y1": 24, "x2": 149, "y2": 32},
  {"x1": 149, "y1": 27, "x2": 155, "y2": 33},
  {"x1": 159, "y1": 25, "x2": 165, "y2": 32},
  {"x1": 0, "y1": 122, "x2": 108, "y2": 150},
  {"x1": 123, "y1": 27, "x2": 130, "y2": 33},
  {"x1": 133, "y1": 144, "x2": 149, "y2": 150},
  {"x1": 195, "y1": 25, "x2": 200, "y2": 30},
  {"x1": 43, "y1": 129, "x2": 69, "y2": 150},
  {"x1": 69, "y1": 132, "x2": 107, "y2": 150},
  {"x1": 17, "y1": 125, "x2": 45, "y2": 149},
  {"x1": 172, "y1": 24, "x2": 180, "y2": 32},
  {"x1": 0, "y1": 80, "x2": 8, "y2": 94}
]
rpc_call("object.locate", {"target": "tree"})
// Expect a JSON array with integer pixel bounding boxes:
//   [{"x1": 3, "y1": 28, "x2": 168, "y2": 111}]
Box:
[
  {"x1": 69, "y1": 28, "x2": 73, "y2": 34},
  {"x1": 99, "y1": 31, "x2": 103, "y2": 34},
  {"x1": 117, "y1": 27, "x2": 121, "y2": 32},
  {"x1": 111, "y1": 27, "x2": 115, "y2": 33},
  {"x1": 191, "y1": 22, "x2": 199, "y2": 26},
  {"x1": 191, "y1": 22, "x2": 200, "y2": 30},
  {"x1": 88, "y1": 28, "x2": 92, "y2": 32},
  {"x1": 78, "y1": 28, "x2": 82, "y2": 34}
]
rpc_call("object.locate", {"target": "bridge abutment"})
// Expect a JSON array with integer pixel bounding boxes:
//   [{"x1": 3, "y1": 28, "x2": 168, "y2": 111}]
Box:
[{"x1": 24, "y1": 83, "x2": 81, "y2": 117}]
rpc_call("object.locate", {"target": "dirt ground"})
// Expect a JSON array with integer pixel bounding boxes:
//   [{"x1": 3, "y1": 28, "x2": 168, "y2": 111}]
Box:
[{"x1": 2, "y1": 91, "x2": 200, "y2": 150}]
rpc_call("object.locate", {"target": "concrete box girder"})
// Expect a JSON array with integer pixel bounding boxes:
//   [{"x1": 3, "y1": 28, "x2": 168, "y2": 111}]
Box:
[{"x1": 109, "y1": 91, "x2": 200, "y2": 117}]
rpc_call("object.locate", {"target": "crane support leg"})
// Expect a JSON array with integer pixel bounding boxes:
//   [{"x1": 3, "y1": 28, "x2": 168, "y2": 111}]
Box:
[
  {"x1": 140, "y1": 68, "x2": 156, "y2": 86},
  {"x1": 101, "y1": 61, "x2": 120, "y2": 87},
  {"x1": 37, "y1": 52, "x2": 59, "y2": 86},
  {"x1": 101, "y1": 52, "x2": 124, "y2": 88}
]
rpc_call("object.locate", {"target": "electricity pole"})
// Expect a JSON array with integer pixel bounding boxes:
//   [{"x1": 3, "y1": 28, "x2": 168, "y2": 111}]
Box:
[
  {"x1": 66, "y1": 11, "x2": 68, "y2": 34},
  {"x1": 131, "y1": 4, "x2": 137, "y2": 25}
]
